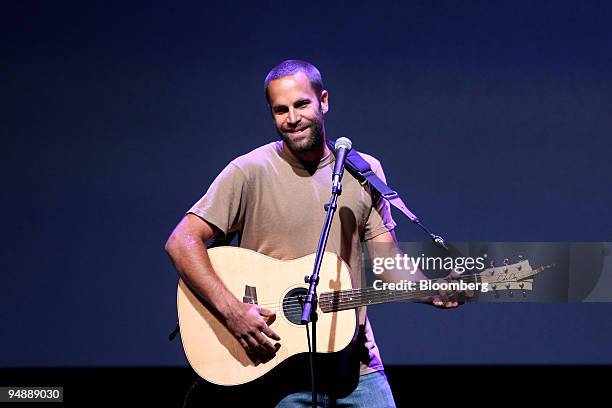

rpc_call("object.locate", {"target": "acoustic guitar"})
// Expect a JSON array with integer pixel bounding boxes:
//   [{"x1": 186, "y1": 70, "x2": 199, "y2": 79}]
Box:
[{"x1": 177, "y1": 246, "x2": 549, "y2": 386}]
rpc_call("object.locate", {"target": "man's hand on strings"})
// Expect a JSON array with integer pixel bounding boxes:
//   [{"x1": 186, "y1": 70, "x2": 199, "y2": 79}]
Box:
[{"x1": 225, "y1": 302, "x2": 281, "y2": 365}]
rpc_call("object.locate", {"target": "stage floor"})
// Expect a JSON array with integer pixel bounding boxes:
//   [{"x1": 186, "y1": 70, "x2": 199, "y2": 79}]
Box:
[{"x1": 0, "y1": 365, "x2": 594, "y2": 407}]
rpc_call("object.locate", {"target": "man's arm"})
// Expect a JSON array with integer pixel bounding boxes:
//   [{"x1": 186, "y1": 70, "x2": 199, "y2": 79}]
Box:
[
  {"x1": 165, "y1": 214, "x2": 281, "y2": 363},
  {"x1": 365, "y1": 231, "x2": 459, "y2": 308}
]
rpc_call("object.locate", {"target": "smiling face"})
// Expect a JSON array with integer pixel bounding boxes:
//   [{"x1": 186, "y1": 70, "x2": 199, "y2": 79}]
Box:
[{"x1": 267, "y1": 72, "x2": 329, "y2": 155}]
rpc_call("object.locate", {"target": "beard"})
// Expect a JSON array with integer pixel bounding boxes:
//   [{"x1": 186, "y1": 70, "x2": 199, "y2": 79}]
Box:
[{"x1": 277, "y1": 116, "x2": 325, "y2": 154}]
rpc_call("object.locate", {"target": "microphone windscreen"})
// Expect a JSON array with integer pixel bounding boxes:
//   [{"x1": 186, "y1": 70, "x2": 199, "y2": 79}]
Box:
[{"x1": 335, "y1": 137, "x2": 352, "y2": 151}]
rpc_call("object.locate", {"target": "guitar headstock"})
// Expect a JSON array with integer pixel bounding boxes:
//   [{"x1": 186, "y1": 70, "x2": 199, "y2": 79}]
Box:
[{"x1": 475, "y1": 256, "x2": 555, "y2": 298}]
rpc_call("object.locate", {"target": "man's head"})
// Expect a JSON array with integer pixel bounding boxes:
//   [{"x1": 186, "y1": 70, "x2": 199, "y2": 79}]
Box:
[{"x1": 264, "y1": 60, "x2": 329, "y2": 155}]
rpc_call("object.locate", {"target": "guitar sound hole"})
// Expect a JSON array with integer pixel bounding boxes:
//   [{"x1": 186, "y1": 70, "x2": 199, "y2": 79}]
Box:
[{"x1": 283, "y1": 288, "x2": 308, "y2": 325}]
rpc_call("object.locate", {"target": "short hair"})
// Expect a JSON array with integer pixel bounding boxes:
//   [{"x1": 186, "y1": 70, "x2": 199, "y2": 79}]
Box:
[{"x1": 264, "y1": 60, "x2": 324, "y2": 103}]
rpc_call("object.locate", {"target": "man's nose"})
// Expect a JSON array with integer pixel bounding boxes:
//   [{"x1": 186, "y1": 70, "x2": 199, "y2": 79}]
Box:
[{"x1": 287, "y1": 108, "x2": 300, "y2": 125}]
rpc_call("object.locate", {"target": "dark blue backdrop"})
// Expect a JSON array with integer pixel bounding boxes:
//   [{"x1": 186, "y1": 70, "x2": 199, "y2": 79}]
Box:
[{"x1": 2, "y1": 0, "x2": 611, "y2": 367}]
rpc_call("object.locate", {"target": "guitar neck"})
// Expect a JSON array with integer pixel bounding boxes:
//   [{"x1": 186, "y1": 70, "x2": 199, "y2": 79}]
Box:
[{"x1": 319, "y1": 275, "x2": 481, "y2": 312}]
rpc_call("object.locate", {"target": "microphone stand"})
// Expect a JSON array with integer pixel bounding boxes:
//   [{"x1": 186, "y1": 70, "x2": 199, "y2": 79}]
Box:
[{"x1": 300, "y1": 177, "x2": 343, "y2": 408}]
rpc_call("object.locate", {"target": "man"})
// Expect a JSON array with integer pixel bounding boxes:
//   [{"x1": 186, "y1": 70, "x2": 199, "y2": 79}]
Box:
[{"x1": 165, "y1": 60, "x2": 458, "y2": 407}]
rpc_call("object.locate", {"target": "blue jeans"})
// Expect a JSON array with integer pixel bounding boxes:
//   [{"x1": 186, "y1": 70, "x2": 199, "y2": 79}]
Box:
[{"x1": 274, "y1": 371, "x2": 396, "y2": 408}]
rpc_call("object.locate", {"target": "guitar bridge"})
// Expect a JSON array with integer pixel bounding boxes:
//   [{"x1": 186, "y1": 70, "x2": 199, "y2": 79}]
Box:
[{"x1": 243, "y1": 285, "x2": 258, "y2": 304}]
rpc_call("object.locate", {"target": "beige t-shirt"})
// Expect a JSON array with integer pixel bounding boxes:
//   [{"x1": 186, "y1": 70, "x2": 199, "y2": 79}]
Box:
[{"x1": 188, "y1": 141, "x2": 397, "y2": 376}]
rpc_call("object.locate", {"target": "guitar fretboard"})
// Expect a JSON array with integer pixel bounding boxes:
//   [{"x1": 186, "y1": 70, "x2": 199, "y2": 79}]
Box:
[{"x1": 318, "y1": 275, "x2": 482, "y2": 312}]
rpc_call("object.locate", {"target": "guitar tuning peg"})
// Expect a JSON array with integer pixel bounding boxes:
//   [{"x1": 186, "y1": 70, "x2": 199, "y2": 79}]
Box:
[
  {"x1": 518, "y1": 255, "x2": 524, "y2": 261},
  {"x1": 519, "y1": 282, "x2": 526, "y2": 297},
  {"x1": 522, "y1": 290, "x2": 527, "y2": 297},
  {"x1": 508, "y1": 290, "x2": 513, "y2": 297},
  {"x1": 503, "y1": 258, "x2": 509, "y2": 265}
]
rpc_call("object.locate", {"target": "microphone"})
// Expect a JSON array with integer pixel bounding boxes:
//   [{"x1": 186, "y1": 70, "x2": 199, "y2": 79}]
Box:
[{"x1": 332, "y1": 137, "x2": 352, "y2": 193}]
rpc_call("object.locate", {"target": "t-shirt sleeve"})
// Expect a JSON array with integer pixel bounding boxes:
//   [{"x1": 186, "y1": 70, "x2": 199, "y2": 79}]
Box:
[
  {"x1": 187, "y1": 162, "x2": 246, "y2": 238},
  {"x1": 362, "y1": 159, "x2": 397, "y2": 241}
]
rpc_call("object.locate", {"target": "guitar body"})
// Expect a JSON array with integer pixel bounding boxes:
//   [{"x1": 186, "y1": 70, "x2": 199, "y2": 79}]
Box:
[{"x1": 177, "y1": 246, "x2": 358, "y2": 386}]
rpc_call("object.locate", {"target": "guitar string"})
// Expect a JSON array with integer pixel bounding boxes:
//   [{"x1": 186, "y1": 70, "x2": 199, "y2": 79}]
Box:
[
  {"x1": 253, "y1": 274, "x2": 484, "y2": 310},
  {"x1": 259, "y1": 288, "x2": 465, "y2": 313},
  {"x1": 252, "y1": 274, "x2": 531, "y2": 313},
  {"x1": 237, "y1": 268, "x2": 537, "y2": 313},
  {"x1": 255, "y1": 289, "x2": 433, "y2": 311},
  {"x1": 256, "y1": 294, "x2": 452, "y2": 316},
  {"x1": 217, "y1": 259, "x2": 536, "y2": 311},
  {"x1": 277, "y1": 286, "x2": 526, "y2": 314},
  {"x1": 254, "y1": 279, "x2": 488, "y2": 313},
  {"x1": 314, "y1": 269, "x2": 535, "y2": 311}
]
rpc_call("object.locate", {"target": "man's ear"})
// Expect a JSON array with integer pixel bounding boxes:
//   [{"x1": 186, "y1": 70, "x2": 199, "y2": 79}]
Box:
[{"x1": 320, "y1": 90, "x2": 329, "y2": 114}]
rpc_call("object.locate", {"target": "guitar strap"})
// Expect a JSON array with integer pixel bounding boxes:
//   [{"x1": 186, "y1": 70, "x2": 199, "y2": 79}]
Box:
[
  {"x1": 326, "y1": 138, "x2": 447, "y2": 249},
  {"x1": 325, "y1": 138, "x2": 420, "y2": 223}
]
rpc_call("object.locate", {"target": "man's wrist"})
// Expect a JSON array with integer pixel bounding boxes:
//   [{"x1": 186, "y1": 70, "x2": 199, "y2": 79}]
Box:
[{"x1": 220, "y1": 297, "x2": 244, "y2": 322}]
